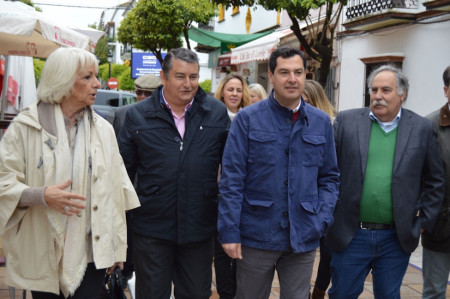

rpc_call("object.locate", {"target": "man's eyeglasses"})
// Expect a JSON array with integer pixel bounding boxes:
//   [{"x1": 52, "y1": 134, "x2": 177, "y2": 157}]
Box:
[{"x1": 135, "y1": 90, "x2": 153, "y2": 97}]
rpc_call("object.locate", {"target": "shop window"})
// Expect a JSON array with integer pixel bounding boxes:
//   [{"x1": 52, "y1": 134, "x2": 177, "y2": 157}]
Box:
[{"x1": 360, "y1": 56, "x2": 404, "y2": 107}]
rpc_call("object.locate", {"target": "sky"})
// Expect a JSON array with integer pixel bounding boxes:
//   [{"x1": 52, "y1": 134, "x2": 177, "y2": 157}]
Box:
[{"x1": 34, "y1": 0, "x2": 122, "y2": 29}]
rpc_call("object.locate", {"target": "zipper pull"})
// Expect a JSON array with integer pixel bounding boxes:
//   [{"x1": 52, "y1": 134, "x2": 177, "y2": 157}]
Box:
[{"x1": 180, "y1": 140, "x2": 183, "y2": 151}]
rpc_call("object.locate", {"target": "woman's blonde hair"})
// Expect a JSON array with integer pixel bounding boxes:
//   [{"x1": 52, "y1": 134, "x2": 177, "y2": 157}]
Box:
[
  {"x1": 249, "y1": 83, "x2": 268, "y2": 101},
  {"x1": 214, "y1": 73, "x2": 251, "y2": 109},
  {"x1": 37, "y1": 47, "x2": 99, "y2": 104},
  {"x1": 303, "y1": 80, "x2": 336, "y2": 121}
]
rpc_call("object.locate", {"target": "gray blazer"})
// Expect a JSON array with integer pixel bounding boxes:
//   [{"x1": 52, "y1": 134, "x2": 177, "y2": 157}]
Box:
[
  {"x1": 326, "y1": 107, "x2": 445, "y2": 253},
  {"x1": 113, "y1": 105, "x2": 132, "y2": 137}
]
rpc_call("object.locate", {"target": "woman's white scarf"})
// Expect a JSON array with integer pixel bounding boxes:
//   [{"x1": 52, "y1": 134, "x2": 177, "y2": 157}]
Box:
[{"x1": 44, "y1": 104, "x2": 92, "y2": 297}]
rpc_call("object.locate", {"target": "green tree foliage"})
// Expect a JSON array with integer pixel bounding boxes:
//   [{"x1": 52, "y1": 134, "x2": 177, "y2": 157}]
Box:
[
  {"x1": 19, "y1": 0, "x2": 42, "y2": 11},
  {"x1": 98, "y1": 63, "x2": 131, "y2": 88},
  {"x1": 117, "y1": 0, "x2": 215, "y2": 64},
  {"x1": 33, "y1": 59, "x2": 45, "y2": 86},
  {"x1": 94, "y1": 35, "x2": 109, "y2": 65},
  {"x1": 212, "y1": 0, "x2": 346, "y2": 87},
  {"x1": 199, "y1": 79, "x2": 212, "y2": 93},
  {"x1": 118, "y1": 68, "x2": 135, "y2": 91}
]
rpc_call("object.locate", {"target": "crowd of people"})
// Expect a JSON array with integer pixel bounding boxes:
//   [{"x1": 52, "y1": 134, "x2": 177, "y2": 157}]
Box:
[{"x1": 0, "y1": 45, "x2": 449, "y2": 299}]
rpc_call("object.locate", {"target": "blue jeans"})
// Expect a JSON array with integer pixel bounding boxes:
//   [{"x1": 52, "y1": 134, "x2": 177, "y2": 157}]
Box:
[
  {"x1": 329, "y1": 228, "x2": 410, "y2": 299},
  {"x1": 422, "y1": 247, "x2": 450, "y2": 299}
]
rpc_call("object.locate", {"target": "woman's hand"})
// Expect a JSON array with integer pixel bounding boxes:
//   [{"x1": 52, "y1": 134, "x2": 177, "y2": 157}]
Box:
[
  {"x1": 44, "y1": 180, "x2": 86, "y2": 216},
  {"x1": 107, "y1": 262, "x2": 124, "y2": 275}
]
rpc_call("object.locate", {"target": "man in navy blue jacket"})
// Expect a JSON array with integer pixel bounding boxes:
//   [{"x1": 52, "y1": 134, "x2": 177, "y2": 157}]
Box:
[
  {"x1": 118, "y1": 48, "x2": 230, "y2": 299},
  {"x1": 218, "y1": 47, "x2": 340, "y2": 298}
]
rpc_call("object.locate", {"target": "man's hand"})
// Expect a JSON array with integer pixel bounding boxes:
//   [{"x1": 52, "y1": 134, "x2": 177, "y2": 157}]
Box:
[
  {"x1": 44, "y1": 180, "x2": 86, "y2": 216},
  {"x1": 107, "y1": 262, "x2": 124, "y2": 275},
  {"x1": 222, "y1": 243, "x2": 242, "y2": 259}
]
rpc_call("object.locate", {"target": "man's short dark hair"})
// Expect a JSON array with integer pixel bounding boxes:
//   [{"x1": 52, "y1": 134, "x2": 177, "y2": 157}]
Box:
[
  {"x1": 443, "y1": 66, "x2": 450, "y2": 88},
  {"x1": 162, "y1": 48, "x2": 199, "y2": 78},
  {"x1": 268, "y1": 47, "x2": 306, "y2": 73}
]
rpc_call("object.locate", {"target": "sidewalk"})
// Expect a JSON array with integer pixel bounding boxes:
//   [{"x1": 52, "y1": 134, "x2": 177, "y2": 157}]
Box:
[{"x1": 1, "y1": 243, "x2": 449, "y2": 299}]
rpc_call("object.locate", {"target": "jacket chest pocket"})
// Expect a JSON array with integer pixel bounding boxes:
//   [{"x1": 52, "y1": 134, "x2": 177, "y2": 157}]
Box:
[
  {"x1": 248, "y1": 131, "x2": 277, "y2": 165},
  {"x1": 301, "y1": 134, "x2": 326, "y2": 167}
]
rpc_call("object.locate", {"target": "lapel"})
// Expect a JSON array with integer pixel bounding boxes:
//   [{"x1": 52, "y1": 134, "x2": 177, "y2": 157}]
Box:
[
  {"x1": 393, "y1": 108, "x2": 413, "y2": 174},
  {"x1": 357, "y1": 108, "x2": 372, "y2": 178}
]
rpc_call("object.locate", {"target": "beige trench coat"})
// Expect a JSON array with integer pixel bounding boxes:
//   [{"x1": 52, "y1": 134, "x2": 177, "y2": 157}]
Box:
[{"x1": 0, "y1": 102, "x2": 140, "y2": 294}]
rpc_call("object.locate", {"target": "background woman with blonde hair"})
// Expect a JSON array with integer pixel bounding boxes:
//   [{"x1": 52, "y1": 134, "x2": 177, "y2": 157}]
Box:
[
  {"x1": 303, "y1": 79, "x2": 335, "y2": 299},
  {"x1": 249, "y1": 83, "x2": 268, "y2": 104},
  {"x1": 214, "y1": 73, "x2": 251, "y2": 121},
  {"x1": 303, "y1": 79, "x2": 336, "y2": 122}
]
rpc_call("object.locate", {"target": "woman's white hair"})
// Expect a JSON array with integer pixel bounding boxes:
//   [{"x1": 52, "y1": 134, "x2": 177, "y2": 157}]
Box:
[{"x1": 37, "y1": 47, "x2": 99, "y2": 104}]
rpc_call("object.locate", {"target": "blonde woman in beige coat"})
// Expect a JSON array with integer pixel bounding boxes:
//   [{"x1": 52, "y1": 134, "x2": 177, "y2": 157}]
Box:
[{"x1": 0, "y1": 48, "x2": 140, "y2": 298}]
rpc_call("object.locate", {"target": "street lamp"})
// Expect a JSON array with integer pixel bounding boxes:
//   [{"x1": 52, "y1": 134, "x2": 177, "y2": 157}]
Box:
[{"x1": 107, "y1": 50, "x2": 113, "y2": 80}]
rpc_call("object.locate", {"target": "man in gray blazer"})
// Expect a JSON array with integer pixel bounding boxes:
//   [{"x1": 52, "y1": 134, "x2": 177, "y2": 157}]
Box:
[
  {"x1": 326, "y1": 65, "x2": 445, "y2": 299},
  {"x1": 113, "y1": 74, "x2": 161, "y2": 136},
  {"x1": 112, "y1": 74, "x2": 160, "y2": 283}
]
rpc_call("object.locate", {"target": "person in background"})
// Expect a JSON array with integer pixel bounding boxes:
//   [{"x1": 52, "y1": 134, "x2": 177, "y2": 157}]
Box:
[
  {"x1": 214, "y1": 73, "x2": 251, "y2": 121},
  {"x1": 113, "y1": 74, "x2": 161, "y2": 136},
  {"x1": 0, "y1": 47, "x2": 140, "y2": 299},
  {"x1": 303, "y1": 80, "x2": 336, "y2": 122},
  {"x1": 118, "y1": 48, "x2": 230, "y2": 299},
  {"x1": 421, "y1": 65, "x2": 450, "y2": 299},
  {"x1": 112, "y1": 74, "x2": 161, "y2": 285},
  {"x1": 249, "y1": 83, "x2": 268, "y2": 104},
  {"x1": 212, "y1": 73, "x2": 250, "y2": 299},
  {"x1": 302, "y1": 79, "x2": 336, "y2": 299},
  {"x1": 218, "y1": 47, "x2": 339, "y2": 299},
  {"x1": 326, "y1": 65, "x2": 445, "y2": 299}
]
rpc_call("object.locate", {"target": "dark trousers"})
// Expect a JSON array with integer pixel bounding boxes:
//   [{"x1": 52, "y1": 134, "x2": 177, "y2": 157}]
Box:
[
  {"x1": 31, "y1": 263, "x2": 105, "y2": 299},
  {"x1": 122, "y1": 212, "x2": 134, "y2": 278},
  {"x1": 314, "y1": 237, "x2": 332, "y2": 291},
  {"x1": 133, "y1": 233, "x2": 213, "y2": 299},
  {"x1": 213, "y1": 235, "x2": 236, "y2": 299}
]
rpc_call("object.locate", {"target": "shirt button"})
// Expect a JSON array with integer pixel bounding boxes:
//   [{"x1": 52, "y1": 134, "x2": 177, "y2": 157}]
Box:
[
  {"x1": 93, "y1": 205, "x2": 98, "y2": 211},
  {"x1": 94, "y1": 235, "x2": 100, "y2": 241},
  {"x1": 284, "y1": 180, "x2": 288, "y2": 186},
  {"x1": 283, "y1": 212, "x2": 288, "y2": 217},
  {"x1": 285, "y1": 149, "x2": 289, "y2": 155},
  {"x1": 285, "y1": 119, "x2": 291, "y2": 125}
]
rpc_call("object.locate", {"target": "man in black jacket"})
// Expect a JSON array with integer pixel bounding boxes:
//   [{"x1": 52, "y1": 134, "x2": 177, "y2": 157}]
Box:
[
  {"x1": 118, "y1": 48, "x2": 230, "y2": 299},
  {"x1": 421, "y1": 65, "x2": 450, "y2": 299}
]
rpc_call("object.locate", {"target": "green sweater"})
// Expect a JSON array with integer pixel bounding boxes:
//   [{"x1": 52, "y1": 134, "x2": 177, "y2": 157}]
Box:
[{"x1": 360, "y1": 123, "x2": 397, "y2": 224}]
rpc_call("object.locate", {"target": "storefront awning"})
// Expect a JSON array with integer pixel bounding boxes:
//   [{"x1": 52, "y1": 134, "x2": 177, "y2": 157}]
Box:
[
  {"x1": 188, "y1": 27, "x2": 273, "y2": 54},
  {"x1": 231, "y1": 28, "x2": 293, "y2": 64}
]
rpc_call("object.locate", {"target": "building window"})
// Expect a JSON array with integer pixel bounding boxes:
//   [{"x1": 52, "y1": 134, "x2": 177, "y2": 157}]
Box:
[
  {"x1": 218, "y1": 4, "x2": 225, "y2": 22},
  {"x1": 360, "y1": 56, "x2": 404, "y2": 107},
  {"x1": 232, "y1": 6, "x2": 239, "y2": 15}
]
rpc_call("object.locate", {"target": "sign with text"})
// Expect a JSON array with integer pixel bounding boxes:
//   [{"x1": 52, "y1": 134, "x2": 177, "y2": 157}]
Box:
[
  {"x1": 107, "y1": 77, "x2": 118, "y2": 89},
  {"x1": 131, "y1": 52, "x2": 166, "y2": 79}
]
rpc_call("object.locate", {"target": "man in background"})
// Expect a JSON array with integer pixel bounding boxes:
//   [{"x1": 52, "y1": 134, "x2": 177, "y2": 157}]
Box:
[
  {"x1": 113, "y1": 74, "x2": 161, "y2": 135},
  {"x1": 421, "y1": 65, "x2": 450, "y2": 299}
]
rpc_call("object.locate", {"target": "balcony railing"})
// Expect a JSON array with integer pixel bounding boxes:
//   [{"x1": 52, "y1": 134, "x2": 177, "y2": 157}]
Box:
[{"x1": 345, "y1": 0, "x2": 419, "y2": 20}]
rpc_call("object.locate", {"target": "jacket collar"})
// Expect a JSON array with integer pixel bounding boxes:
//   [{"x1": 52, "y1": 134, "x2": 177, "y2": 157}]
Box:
[{"x1": 439, "y1": 103, "x2": 450, "y2": 127}]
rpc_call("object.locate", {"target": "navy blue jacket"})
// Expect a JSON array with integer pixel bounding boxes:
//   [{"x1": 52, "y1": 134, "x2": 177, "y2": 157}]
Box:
[
  {"x1": 218, "y1": 92, "x2": 340, "y2": 253},
  {"x1": 118, "y1": 86, "x2": 230, "y2": 244}
]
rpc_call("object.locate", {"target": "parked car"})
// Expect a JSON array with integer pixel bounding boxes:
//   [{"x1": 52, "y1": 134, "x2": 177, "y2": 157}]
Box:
[{"x1": 93, "y1": 89, "x2": 137, "y2": 124}]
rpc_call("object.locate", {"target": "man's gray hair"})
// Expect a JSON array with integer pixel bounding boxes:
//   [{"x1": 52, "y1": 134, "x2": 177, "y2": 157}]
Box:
[
  {"x1": 161, "y1": 48, "x2": 199, "y2": 79},
  {"x1": 367, "y1": 65, "x2": 409, "y2": 100}
]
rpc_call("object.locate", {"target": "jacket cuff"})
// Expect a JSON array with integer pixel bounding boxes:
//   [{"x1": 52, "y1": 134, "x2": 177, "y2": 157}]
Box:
[
  {"x1": 18, "y1": 187, "x2": 47, "y2": 207},
  {"x1": 218, "y1": 231, "x2": 241, "y2": 244}
]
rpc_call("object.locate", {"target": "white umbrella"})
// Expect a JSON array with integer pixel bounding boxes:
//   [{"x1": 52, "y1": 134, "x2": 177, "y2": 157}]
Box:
[
  {"x1": 0, "y1": 0, "x2": 90, "y2": 57},
  {"x1": 0, "y1": 0, "x2": 91, "y2": 120}
]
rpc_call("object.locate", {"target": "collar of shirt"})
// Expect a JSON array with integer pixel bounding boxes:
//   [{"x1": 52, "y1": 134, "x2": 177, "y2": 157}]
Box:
[
  {"x1": 160, "y1": 87, "x2": 194, "y2": 117},
  {"x1": 369, "y1": 108, "x2": 402, "y2": 133},
  {"x1": 273, "y1": 94, "x2": 302, "y2": 113}
]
